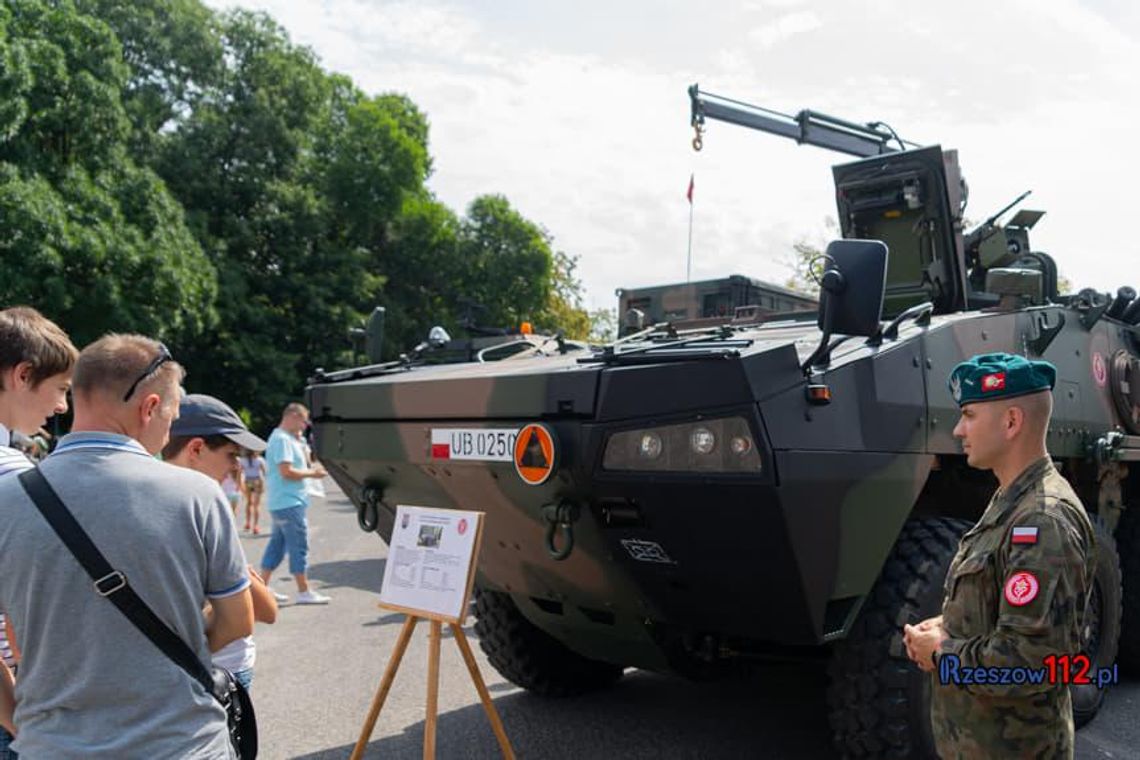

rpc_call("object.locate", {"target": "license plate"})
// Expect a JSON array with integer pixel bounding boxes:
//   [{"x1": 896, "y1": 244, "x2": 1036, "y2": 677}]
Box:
[{"x1": 430, "y1": 428, "x2": 519, "y2": 462}]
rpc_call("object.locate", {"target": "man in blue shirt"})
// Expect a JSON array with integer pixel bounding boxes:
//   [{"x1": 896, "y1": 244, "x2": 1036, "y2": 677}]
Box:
[{"x1": 259, "y1": 402, "x2": 330, "y2": 604}]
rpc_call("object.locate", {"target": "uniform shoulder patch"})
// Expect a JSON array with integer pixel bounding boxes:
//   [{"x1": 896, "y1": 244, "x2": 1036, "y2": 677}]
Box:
[
  {"x1": 1011, "y1": 525, "x2": 1039, "y2": 544},
  {"x1": 1004, "y1": 571, "x2": 1040, "y2": 606}
]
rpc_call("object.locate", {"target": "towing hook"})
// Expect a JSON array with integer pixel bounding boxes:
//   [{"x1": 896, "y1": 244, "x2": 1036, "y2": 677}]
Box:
[
  {"x1": 542, "y1": 501, "x2": 580, "y2": 561},
  {"x1": 358, "y1": 487, "x2": 382, "y2": 533}
]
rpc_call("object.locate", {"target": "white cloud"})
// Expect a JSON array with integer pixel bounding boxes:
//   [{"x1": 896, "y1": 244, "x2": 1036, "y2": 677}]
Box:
[
  {"x1": 747, "y1": 11, "x2": 823, "y2": 49},
  {"x1": 202, "y1": 0, "x2": 1140, "y2": 312}
]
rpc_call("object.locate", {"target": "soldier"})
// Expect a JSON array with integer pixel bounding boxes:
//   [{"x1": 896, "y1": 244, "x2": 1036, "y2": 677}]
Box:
[{"x1": 903, "y1": 352, "x2": 1096, "y2": 758}]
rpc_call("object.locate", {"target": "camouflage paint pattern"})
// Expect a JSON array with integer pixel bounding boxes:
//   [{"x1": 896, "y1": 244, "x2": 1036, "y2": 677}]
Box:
[
  {"x1": 310, "y1": 288, "x2": 1137, "y2": 661},
  {"x1": 932, "y1": 457, "x2": 1095, "y2": 759}
]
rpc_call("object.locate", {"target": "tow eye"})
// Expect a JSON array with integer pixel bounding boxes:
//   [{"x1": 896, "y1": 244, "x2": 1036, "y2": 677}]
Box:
[
  {"x1": 359, "y1": 486, "x2": 382, "y2": 533},
  {"x1": 542, "y1": 500, "x2": 580, "y2": 561}
]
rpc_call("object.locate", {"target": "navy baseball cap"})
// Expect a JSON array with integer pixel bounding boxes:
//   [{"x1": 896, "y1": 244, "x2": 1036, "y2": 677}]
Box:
[{"x1": 171, "y1": 393, "x2": 267, "y2": 452}]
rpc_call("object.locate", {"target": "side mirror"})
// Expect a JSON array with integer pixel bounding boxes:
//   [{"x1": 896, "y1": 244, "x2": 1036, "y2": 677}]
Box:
[
  {"x1": 803, "y1": 239, "x2": 888, "y2": 373},
  {"x1": 365, "y1": 307, "x2": 386, "y2": 364},
  {"x1": 818, "y1": 239, "x2": 888, "y2": 338}
]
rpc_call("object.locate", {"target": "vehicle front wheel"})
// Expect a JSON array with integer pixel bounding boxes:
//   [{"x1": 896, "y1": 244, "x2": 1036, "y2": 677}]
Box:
[
  {"x1": 1072, "y1": 515, "x2": 1122, "y2": 728},
  {"x1": 474, "y1": 588, "x2": 625, "y2": 697},
  {"x1": 827, "y1": 517, "x2": 969, "y2": 759}
]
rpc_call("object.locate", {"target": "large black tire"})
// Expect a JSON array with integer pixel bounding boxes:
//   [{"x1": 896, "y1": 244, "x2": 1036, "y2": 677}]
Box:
[
  {"x1": 1115, "y1": 505, "x2": 1140, "y2": 673},
  {"x1": 827, "y1": 517, "x2": 970, "y2": 759},
  {"x1": 473, "y1": 588, "x2": 625, "y2": 697},
  {"x1": 1072, "y1": 515, "x2": 1122, "y2": 728}
]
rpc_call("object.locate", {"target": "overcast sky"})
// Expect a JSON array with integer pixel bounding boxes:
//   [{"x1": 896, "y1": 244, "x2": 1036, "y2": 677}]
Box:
[{"x1": 204, "y1": 0, "x2": 1140, "y2": 311}]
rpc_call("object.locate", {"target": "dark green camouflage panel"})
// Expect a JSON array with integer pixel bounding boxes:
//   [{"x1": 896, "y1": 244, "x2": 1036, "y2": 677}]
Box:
[
  {"x1": 932, "y1": 457, "x2": 1095, "y2": 759},
  {"x1": 922, "y1": 307, "x2": 1122, "y2": 459}
]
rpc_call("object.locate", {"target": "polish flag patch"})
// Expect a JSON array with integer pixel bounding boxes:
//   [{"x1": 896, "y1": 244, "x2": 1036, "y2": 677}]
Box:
[
  {"x1": 982, "y1": 372, "x2": 1006, "y2": 392},
  {"x1": 1004, "y1": 571, "x2": 1040, "y2": 606},
  {"x1": 1011, "y1": 526, "x2": 1039, "y2": 545}
]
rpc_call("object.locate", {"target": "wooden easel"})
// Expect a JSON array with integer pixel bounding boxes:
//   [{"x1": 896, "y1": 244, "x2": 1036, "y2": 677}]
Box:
[{"x1": 350, "y1": 511, "x2": 515, "y2": 759}]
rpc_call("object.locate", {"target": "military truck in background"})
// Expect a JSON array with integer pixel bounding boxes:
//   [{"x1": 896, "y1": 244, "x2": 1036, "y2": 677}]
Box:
[
  {"x1": 616, "y1": 275, "x2": 816, "y2": 336},
  {"x1": 307, "y1": 84, "x2": 1140, "y2": 757}
]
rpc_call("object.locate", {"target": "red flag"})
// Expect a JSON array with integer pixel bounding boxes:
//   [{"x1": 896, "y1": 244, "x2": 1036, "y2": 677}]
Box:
[{"x1": 686, "y1": 174, "x2": 694, "y2": 204}]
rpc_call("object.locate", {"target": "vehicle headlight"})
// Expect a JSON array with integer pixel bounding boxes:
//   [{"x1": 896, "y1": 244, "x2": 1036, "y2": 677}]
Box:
[
  {"x1": 603, "y1": 416, "x2": 762, "y2": 473},
  {"x1": 638, "y1": 432, "x2": 663, "y2": 459},
  {"x1": 690, "y1": 427, "x2": 716, "y2": 455}
]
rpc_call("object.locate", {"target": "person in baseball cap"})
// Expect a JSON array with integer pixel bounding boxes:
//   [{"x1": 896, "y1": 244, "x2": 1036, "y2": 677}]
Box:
[
  {"x1": 161, "y1": 393, "x2": 266, "y2": 483},
  {"x1": 162, "y1": 393, "x2": 278, "y2": 690}
]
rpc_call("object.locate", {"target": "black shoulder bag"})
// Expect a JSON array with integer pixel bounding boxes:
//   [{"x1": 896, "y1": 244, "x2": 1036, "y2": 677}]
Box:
[{"x1": 18, "y1": 468, "x2": 258, "y2": 759}]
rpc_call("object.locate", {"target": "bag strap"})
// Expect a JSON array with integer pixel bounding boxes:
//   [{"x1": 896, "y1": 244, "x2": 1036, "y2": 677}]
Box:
[{"x1": 17, "y1": 468, "x2": 216, "y2": 695}]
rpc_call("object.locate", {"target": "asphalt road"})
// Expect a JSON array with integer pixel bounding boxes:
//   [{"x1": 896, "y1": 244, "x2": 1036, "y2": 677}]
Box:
[{"x1": 242, "y1": 481, "x2": 1140, "y2": 759}]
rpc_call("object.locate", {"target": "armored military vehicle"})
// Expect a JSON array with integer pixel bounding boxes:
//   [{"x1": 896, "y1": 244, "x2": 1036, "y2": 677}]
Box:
[{"x1": 307, "y1": 85, "x2": 1140, "y2": 757}]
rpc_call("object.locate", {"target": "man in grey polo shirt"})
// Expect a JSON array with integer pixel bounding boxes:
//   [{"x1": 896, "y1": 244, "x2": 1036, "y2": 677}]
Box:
[{"x1": 0, "y1": 334, "x2": 253, "y2": 759}]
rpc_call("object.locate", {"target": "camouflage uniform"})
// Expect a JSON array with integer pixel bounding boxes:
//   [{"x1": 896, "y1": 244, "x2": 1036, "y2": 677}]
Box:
[{"x1": 931, "y1": 456, "x2": 1095, "y2": 759}]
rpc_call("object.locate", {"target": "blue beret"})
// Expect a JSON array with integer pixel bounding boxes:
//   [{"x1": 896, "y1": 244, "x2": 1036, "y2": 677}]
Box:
[{"x1": 948, "y1": 353, "x2": 1057, "y2": 407}]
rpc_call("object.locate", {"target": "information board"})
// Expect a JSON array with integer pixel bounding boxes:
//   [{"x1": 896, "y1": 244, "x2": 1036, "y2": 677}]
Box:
[{"x1": 378, "y1": 505, "x2": 484, "y2": 622}]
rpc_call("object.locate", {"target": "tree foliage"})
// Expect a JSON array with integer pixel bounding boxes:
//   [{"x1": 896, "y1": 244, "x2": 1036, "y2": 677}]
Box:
[
  {"x1": 0, "y1": 0, "x2": 216, "y2": 348},
  {"x1": 0, "y1": 0, "x2": 589, "y2": 430},
  {"x1": 783, "y1": 217, "x2": 839, "y2": 298}
]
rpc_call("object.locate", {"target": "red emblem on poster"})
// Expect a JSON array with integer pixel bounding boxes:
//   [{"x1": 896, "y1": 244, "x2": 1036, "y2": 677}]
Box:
[
  {"x1": 1004, "y1": 571, "x2": 1040, "y2": 606},
  {"x1": 458, "y1": 518, "x2": 468, "y2": 535}
]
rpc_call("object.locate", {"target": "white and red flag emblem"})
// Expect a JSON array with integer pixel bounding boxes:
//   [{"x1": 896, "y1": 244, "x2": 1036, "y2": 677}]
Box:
[
  {"x1": 1011, "y1": 526, "x2": 1039, "y2": 545},
  {"x1": 982, "y1": 372, "x2": 1006, "y2": 392},
  {"x1": 1004, "y1": 571, "x2": 1040, "y2": 606}
]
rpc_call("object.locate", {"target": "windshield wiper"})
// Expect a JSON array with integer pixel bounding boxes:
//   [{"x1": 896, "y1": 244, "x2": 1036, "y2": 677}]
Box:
[{"x1": 578, "y1": 325, "x2": 753, "y2": 365}]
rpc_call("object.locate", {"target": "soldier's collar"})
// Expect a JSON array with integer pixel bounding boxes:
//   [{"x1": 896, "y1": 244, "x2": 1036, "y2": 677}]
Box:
[
  {"x1": 973, "y1": 456, "x2": 1053, "y2": 532},
  {"x1": 998, "y1": 456, "x2": 1053, "y2": 504}
]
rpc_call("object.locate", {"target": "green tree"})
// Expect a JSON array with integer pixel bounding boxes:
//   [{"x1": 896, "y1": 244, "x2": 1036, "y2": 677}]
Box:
[
  {"x1": 782, "y1": 217, "x2": 838, "y2": 297},
  {"x1": 149, "y1": 10, "x2": 434, "y2": 427},
  {"x1": 538, "y1": 250, "x2": 591, "y2": 340},
  {"x1": 456, "y1": 194, "x2": 555, "y2": 328},
  {"x1": 588, "y1": 308, "x2": 617, "y2": 343},
  {"x1": 377, "y1": 193, "x2": 462, "y2": 356},
  {"x1": 2, "y1": 0, "x2": 593, "y2": 431},
  {"x1": 0, "y1": 0, "x2": 216, "y2": 347},
  {"x1": 75, "y1": 0, "x2": 223, "y2": 161},
  {"x1": 783, "y1": 240, "x2": 824, "y2": 298}
]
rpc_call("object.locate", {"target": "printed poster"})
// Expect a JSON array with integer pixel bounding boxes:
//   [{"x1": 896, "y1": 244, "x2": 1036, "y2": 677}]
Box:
[{"x1": 379, "y1": 505, "x2": 484, "y2": 621}]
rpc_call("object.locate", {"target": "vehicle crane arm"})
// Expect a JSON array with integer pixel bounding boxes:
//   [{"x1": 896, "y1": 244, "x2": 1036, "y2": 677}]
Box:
[{"x1": 688, "y1": 84, "x2": 918, "y2": 158}]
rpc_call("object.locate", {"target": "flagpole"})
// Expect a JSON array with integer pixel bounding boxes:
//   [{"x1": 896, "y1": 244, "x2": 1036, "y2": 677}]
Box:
[
  {"x1": 686, "y1": 173, "x2": 694, "y2": 282},
  {"x1": 686, "y1": 199, "x2": 693, "y2": 283}
]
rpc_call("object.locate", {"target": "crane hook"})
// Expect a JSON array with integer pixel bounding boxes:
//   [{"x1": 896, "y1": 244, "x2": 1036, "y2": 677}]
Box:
[{"x1": 692, "y1": 124, "x2": 704, "y2": 152}]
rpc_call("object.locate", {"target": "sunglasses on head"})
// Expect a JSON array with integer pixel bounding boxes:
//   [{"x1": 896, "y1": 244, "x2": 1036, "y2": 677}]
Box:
[{"x1": 122, "y1": 343, "x2": 173, "y2": 402}]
